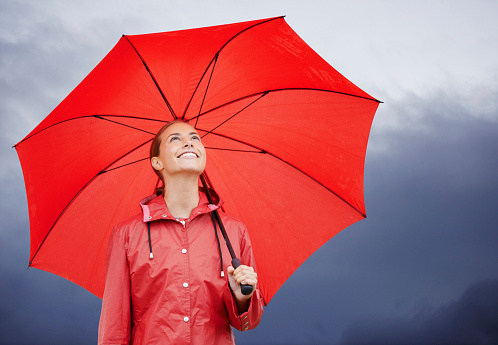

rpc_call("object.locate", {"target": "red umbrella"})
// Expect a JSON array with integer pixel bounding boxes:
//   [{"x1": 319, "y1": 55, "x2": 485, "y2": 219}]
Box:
[{"x1": 15, "y1": 16, "x2": 380, "y2": 304}]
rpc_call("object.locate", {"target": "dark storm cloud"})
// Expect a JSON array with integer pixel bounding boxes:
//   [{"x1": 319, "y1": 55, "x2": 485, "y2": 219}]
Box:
[
  {"x1": 0, "y1": 2, "x2": 85, "y2": 106},
  {"x1": 0, "y1": 1, "x2": 118, "y2": 152},
  {"x1": 333, "y1": 96, "x2": 498, "y2": 345},
  {"x1": 0, "y1": 266, "x2": 101, "y2": 345},
  {"x1": 340, "y1": 279, "x2": 498, "y2": 345}
]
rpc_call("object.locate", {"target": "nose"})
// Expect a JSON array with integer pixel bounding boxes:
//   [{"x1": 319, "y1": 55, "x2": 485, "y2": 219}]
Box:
[{"x1": 184, "y1": 140, "x2": 193, "y2": 148}]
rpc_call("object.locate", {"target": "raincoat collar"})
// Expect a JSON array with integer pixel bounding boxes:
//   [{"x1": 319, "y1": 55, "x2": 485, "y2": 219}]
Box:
[{"x1": 140, "y1": 189, "x2": 223, "y2": 223}]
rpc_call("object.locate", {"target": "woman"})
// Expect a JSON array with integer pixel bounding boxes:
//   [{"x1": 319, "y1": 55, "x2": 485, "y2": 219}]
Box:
[{"x1": 98, "y1": 121, "x2": 264, "y2": 344}]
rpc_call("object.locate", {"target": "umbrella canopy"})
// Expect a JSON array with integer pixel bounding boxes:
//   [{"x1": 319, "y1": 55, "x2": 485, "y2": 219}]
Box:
[{"x1": 15, "y1": 16, "x2": 380, "y2": 304}]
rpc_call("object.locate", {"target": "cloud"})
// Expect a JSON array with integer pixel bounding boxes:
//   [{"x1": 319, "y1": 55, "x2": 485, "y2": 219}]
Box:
[
  {"x1": 334, "y1": 94, "x2": 498, "y2": 345},
  {"x1": 340, "y1": 279, "x2": 498, "y2": 345}
]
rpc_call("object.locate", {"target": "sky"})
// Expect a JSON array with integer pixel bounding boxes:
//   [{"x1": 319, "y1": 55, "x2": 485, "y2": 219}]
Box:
[{"x1": 1, "y1": 0, "x2": 498, "y2": 344}]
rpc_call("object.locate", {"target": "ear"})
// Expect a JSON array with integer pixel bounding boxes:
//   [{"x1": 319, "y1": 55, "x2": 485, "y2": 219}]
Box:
[{"x1": 151, "y1": 157, "x2": 163, "y2": 171}]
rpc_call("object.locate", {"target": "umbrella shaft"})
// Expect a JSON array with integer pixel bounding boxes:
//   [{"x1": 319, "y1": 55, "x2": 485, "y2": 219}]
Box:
[{"x1": 200, "y1": 174, "x2": 238, "y2": 263}]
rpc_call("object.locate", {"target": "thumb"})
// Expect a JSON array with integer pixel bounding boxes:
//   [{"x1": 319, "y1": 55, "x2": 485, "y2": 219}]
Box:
[{"x1": 226, "y1": 265, "x2": 235, "y2": 276}]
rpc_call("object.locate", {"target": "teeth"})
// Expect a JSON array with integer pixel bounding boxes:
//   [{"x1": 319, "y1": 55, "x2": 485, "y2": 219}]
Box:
[{"x1": 179, "y1": 152, "x2": 197, "y2": 158}]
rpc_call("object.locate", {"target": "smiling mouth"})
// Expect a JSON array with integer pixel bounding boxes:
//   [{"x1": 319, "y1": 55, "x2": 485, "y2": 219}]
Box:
[{"x1": 178, "y1": 152, "x2": 198, "y2": 158}]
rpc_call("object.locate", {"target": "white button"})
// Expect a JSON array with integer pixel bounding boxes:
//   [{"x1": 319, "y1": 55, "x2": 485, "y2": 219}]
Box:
[
  {"x1": 181, "y1": 249, "x2": 187, "y2": 254},
  {"x1": 184, "y1": 317, "x2": 189, "y2": 322},
  {"x1": 183, "y1": 282, "x2": 188, "y2": 288},
  {"x1": 162, "y1": 214, "x2": 167, "y2": 218}
]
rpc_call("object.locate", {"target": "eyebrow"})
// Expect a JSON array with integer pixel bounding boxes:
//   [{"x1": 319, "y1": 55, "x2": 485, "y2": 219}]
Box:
[{"x1": 166, "y1": 132, "x2": 199, "y2": 139}]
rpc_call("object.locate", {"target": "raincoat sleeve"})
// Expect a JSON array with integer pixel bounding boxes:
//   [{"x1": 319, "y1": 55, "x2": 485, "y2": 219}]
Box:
[
  {"x1": 223, "y1": 222, "x2": 264, "y2": 331},
  {"x1": 98, "y1": 226, "x2": 132, "y2": 345}
]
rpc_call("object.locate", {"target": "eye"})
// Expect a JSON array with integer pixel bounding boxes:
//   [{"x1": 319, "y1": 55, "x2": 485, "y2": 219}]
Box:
[
  {"x1": 191, "y1": 135, "x2": 201, "y2": 141},
  {"x1": 169, "y1": 136, "x2": 181, "y2": 142}
]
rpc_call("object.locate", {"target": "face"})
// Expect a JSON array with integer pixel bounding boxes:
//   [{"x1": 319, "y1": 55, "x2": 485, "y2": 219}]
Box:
[{"x1": 151, "y1": 122, "x2": 206, "y2": 180}]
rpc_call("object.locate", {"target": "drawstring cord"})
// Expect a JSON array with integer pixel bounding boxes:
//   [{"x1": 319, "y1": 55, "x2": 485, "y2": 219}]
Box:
[
  {"x1": 147, "y1": 222, "x2": 153, "y2": 259},
  {"x1": 211, "y1": 212, "x2": 224, "y2": 277}
]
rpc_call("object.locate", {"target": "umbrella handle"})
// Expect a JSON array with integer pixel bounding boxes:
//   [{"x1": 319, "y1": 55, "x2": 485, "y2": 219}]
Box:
[
  {"x1": 201, "y1": 174, "x2": 254, "y2": 296},
  {"x1": 231, "y1": 258, "x2": 255, "y2": 296}
]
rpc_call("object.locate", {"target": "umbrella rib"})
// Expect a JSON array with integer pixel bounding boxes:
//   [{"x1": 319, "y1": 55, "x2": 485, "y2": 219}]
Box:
[
  {"x1": 189, "y1": 87, "x2": 381, "y2": 127},
  {"x1": 181, "y1": 16, "x2": 285, "y2": 120},
  {"x1": 123, "y1": 35, "x2": 177, "y2": 120},
  {"x1": 199, "y1": 91, "x2": 269, "y2": 138},
  {"x1": 28, "y1": 137, "x2": 154, "y2": 267},
  {"x1": 196, "y1": 128, "x2": 367, "y2": 218},
  {"x1": 15, "y1": 114, "x2": 168, "y2": 145},
  {"x1": 193, "y1": 52, "x2": 219, "y2": 126},
  {"x1": 94, "y1": 115, "x2": 157, "y2": 135},
  {"x1": 99, "y1": 157, "x2": 150, "y2": 174},
  {"x1": 204, "y1": 147, "x2": 260, "y2": 153}
]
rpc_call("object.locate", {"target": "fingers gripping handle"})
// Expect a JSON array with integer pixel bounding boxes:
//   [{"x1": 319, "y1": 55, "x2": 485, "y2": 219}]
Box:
[{"x1": 232, "y1": 258, "x2": 254, "y2": 295}]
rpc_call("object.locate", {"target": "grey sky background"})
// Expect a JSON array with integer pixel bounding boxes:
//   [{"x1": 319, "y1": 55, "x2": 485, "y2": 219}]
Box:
[{"x1": 1, "y1": 1, "x2": 497, "y2": 344}]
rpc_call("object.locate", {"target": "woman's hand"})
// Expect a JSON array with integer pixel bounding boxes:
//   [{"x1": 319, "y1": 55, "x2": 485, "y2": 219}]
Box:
[{"x1": 227, "y1": 265, "x2": 257, "y2": 313}]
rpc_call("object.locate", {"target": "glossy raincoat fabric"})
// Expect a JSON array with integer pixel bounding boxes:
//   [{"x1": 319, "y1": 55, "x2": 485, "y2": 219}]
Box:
[{"x1": 98, "y1": 192, "x2": 263, "y2": 344}]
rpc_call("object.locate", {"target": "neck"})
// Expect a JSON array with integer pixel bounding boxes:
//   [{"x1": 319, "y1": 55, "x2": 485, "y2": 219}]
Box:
[{"x1": 163, "y1": 174, "x2": 200, "y2": 219}]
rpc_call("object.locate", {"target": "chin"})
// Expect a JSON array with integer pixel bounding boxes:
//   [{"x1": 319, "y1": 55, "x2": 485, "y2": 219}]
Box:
[{"x1": 182, "y1": 167, "x2": 205, "y2": 175}]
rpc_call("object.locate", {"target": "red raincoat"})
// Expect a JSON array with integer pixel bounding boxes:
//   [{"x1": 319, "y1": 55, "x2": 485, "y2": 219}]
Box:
[{"x1": 98, "y1": 192, "x2": 264, "y2": 344}]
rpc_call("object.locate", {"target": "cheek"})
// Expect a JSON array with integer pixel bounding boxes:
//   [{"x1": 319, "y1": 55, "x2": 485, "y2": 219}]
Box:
[
  {"x1": 200, "y1": 147, "x2": 207, "y2": 162},
  {"x1": 163, "y1": 145, "x2": 177, "y2": 158}
]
